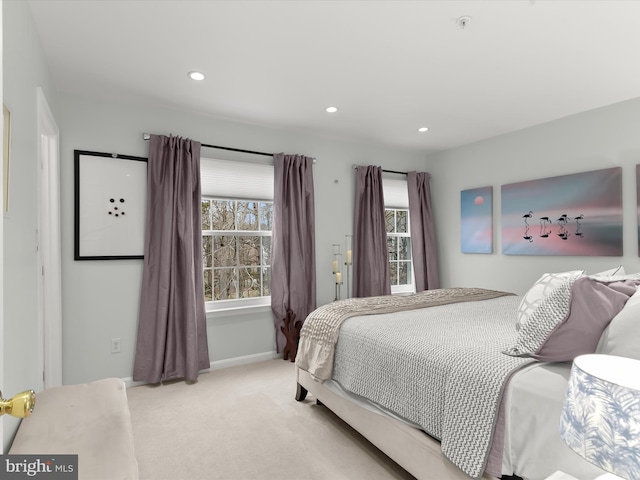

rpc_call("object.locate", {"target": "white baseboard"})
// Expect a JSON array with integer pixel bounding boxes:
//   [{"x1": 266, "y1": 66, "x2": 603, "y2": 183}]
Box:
[
  {"x1": 122, "y1": 350, "x2": 279, "y2": 388},
  {"x1": 209, "y1": 350, "x2": 279, "y2": 371}
]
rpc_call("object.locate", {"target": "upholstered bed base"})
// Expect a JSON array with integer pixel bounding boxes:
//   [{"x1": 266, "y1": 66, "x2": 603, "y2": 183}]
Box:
[{"x1": 296, "y1": 367, "x2": 496, "y2": 480}]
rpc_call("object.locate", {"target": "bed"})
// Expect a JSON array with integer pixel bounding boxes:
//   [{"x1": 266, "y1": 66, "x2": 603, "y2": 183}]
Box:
[{"x1": 294, "y1": 269, "x2": 640, "y2": 480}]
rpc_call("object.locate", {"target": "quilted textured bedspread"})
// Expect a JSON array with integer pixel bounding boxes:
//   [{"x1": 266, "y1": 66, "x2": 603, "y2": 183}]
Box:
[
  {"x1": 304, "y1": 291, "x2": 534, "y2": 479},
  {"x1": 296, "y1": 287, "x2": 513, "y2": 382}
]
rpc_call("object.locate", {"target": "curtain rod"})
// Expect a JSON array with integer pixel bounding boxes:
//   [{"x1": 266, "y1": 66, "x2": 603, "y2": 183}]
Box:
[
  {"x1": 142, "y1": 133, "x2": 273, "y2": 157},
  {"x1": 352, "y1": 164, "x2": 407, "y2": 175}
]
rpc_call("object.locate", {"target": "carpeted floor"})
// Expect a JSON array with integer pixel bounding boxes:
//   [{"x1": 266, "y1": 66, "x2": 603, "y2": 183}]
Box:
[{"x1": 127, "y1": 359, "x2": 416, "y2": 480}]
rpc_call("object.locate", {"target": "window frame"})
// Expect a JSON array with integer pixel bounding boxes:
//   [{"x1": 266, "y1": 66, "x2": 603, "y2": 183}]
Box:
[
  {"x1": 202, "y1": 196, "x2": 273, "y2": 312},
  {"x1": 385, "y1": 207, "x2": 415, "y2": 295}
]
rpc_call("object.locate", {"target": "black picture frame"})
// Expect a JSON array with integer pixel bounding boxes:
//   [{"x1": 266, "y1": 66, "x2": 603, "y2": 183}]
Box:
[{"x1": 74, "y1": 150, "x2": 148, "y2": 260}]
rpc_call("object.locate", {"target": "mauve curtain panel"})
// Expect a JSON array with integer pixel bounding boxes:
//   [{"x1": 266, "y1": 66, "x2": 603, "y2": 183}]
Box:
[
  {"x1": 408, "y1": 171, "x2": 440, "y2": 291},
  {"x1": 133, "y1": 134, "x2": 210, "y2": 384},
  {"x1": 353, "y1": 165, "x2": 391, "y2": 297},
  {"x1": 270, "y1": 153, "x2": 317, "y2": 353}
]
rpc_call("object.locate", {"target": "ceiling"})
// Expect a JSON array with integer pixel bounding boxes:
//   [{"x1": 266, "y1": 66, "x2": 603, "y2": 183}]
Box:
[{"x1": 26, "y1": 0, "x2": 640, "y2": 154}]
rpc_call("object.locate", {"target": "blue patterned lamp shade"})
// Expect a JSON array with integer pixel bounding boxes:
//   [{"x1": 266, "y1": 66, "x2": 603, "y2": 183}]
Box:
[{"x1": 560, "y1": 354, "x2": 640, "y2": 480}]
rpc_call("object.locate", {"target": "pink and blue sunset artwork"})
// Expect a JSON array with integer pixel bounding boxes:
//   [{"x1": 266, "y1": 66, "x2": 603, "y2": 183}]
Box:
[
  {"x1": 461, "y1": 186, "x2": 493, "y2": 253},
  {"x1": 502, "y1": 167, "x2": 622, "y2": 256}
]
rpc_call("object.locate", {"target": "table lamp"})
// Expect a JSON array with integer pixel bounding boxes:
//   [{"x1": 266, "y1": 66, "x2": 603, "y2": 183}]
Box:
[{"x1": 559, "y1": 354, "x2": 640, "y2": 480}]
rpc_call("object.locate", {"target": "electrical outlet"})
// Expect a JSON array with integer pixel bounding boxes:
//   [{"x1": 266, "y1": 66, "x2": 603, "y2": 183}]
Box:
[{"x1": 111, "y1": 338, "x2": 121, "y2": 354}]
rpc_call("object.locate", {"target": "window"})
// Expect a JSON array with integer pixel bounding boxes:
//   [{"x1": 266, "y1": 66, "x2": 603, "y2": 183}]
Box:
[
  {"x1": 383, "y1": 177, "x2": 414, "y2": 294},
  {"x1": 200, "y1": 157, "x2": 274, "y2": 311},
  {"x1": 386, "y1": 208, "x2": 412, "y2": 293},
  {"x1": 202, "y1": 199, "x2": 272, "y2": 309}
]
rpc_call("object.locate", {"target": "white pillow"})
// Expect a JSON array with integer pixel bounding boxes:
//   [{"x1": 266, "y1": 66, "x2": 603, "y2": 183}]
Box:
[
  {"x1": 516, "y1": 270, "x2": 584, "y2": 331},
  {"x1": 590, "y1": 265, "x2": 625, "y2": 277},
  {"x1": 596, "y1": 285, "x2": 640, "y2": 360},
  {"x1": 592, "y1": 272, "x2": 640, "y2": 282}
]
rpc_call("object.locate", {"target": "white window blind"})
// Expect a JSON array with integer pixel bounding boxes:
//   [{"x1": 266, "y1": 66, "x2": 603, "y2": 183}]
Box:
[
  {"x1": 382, "y1": 177, "x2": 409, "y2": 208},
  {"x1": 200, "y1": 157, "x2": 274, "y2": 200}
]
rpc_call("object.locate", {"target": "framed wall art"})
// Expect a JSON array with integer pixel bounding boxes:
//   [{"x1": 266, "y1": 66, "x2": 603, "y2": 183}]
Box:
[
  {"x1": 501, "y1": 167, "x2": 622, "y2": 256},
  {"x1": 461, "y1": 186, "x2": 493, "y2": 253},
  {"x1": 74, "y1": 150, "x2": 147, "y2": 260}
]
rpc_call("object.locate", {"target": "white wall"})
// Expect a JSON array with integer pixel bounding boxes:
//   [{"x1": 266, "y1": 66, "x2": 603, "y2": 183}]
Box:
[
  {"x1": 427, "y1": 97, "x2": 640, "y2": 295},
  {"x1": 56, "y1": 93, "x2": 428, "y2": 385},
  {"x1": 2, "y1": 0, "x2": 58, "y2": 449}
]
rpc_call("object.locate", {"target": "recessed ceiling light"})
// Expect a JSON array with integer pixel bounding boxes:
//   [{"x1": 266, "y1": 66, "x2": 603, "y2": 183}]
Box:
[
  {"x1": 417, "y1": 127, "x2": 429, "y2": 133},
  {"x1": 325, "y1": 106, "x2": 338, "y2": 113},
  {"x1": 188, "y1": 71, "x2": 205, "y2": 81}
]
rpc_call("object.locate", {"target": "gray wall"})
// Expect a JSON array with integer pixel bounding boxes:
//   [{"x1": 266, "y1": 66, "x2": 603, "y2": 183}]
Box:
[
  {"x1": 427, "y1": 97, "x2": 640, "y2": 295},
  {"x1": 56, "y1": 93, "x2": 428, "y2": 385},
  {"x1": 2, "y1": 0, "x2": 58, "y2": 448}
]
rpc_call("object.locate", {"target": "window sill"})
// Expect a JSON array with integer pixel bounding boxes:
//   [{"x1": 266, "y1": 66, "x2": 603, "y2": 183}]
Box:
[
  {"x1": 391, "y1": 286, "x2": 415, "y2": 296},
  {"x1": 206, "y1": 303, "x2": 272, "y2": 317}
]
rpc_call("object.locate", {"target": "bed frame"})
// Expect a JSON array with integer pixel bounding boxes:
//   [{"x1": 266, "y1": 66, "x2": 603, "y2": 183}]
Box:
[{"x1": 295, "y1": 366, "x2": 498, "y2": 480}]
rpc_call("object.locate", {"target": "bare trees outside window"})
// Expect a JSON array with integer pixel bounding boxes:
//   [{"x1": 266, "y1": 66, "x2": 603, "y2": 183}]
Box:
[
  {"x1": 202, "y1": 199, "x2": 273, "y2": 303},
  {"x1": 386, "y1": 208, "x2": 412, "y2": 288}
]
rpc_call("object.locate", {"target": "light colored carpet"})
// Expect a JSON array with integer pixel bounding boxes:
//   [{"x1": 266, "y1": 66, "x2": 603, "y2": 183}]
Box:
[{"x1": 127, "y1": 359, "x2": 416, "y2": 480}]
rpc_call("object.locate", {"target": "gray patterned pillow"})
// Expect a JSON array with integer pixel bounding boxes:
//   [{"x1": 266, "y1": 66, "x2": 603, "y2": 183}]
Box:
[
  {"x1": 507, "y1": 275, "x2": 577, "y2": 357},
  {"x1": 516, "y1": 270, "x2": 584, "y2": 331}
]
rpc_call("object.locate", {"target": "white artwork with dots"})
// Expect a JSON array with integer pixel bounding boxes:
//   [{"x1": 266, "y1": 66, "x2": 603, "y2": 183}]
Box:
[{"x1": 77, "y1": 152, "x2": 147, "y2": 258}]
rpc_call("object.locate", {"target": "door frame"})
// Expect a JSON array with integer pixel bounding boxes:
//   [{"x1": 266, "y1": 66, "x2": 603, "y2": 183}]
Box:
[
  {"x1": 36, "y1": 87, "x2": 62, "y2": 389},
  {"x1": 1, "y1": 0, "x2": 5, "y2": 450}
]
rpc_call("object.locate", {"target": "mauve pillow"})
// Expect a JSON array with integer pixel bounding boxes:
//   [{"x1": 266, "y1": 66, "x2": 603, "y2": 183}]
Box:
[
  {"x1": 534, "y1": 277, "x2": 637, "y2": 361},
  {"x1": 505, "y1": 277, "x2": 638, "y2": 362},
  {"x1": 596, "y1": 285, "x2": 640, "y2": 360}
]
